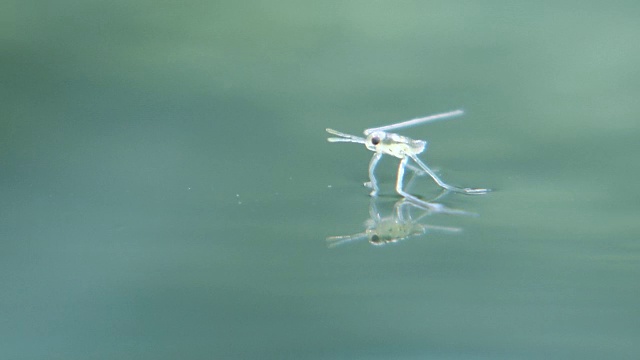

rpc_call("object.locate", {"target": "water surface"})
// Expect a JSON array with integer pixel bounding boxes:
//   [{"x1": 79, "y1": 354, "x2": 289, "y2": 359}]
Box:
[{"x1": 2, "y1": 1, "x2": 639, "y2": 359}]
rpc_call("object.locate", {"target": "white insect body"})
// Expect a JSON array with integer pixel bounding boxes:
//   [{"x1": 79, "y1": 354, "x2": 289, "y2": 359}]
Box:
[{"x1": 326, "y1": 110, "x2": 489, "y2": 207}]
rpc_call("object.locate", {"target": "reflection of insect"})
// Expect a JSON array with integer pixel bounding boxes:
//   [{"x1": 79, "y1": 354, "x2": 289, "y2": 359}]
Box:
[
  {"x1": 326, "y1": 196, "x2": 467, "y2": 247},
  {"x1": 326, "y1": 110, "x2": 489, "y2": 207}
]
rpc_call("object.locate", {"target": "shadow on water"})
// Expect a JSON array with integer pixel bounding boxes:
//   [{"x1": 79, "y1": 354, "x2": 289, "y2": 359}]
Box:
[{"x1": 326, "y1": 193, "x2": 473, "y2": 248}]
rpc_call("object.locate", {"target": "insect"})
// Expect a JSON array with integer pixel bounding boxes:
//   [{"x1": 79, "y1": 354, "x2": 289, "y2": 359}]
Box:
[
  {"x1": 326, "y1": 196, "x2": 467, "y2": 247},
  {"x1": 326, "y1": 109, "x2": 489, "y2": 207}
]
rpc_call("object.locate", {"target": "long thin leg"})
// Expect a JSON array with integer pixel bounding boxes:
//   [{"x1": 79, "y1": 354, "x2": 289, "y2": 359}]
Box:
[
  {"x1": 395, "y1": 157, "x2": 445, "y2": 210},
  {"x1": 405, "y1": 163, "x2": 426, "y2": 176},
  {"x1": 408, "y1": 154, "x2": 490, "y2": 194},
  {"x1": 404, "y1": 164, "x2": 424, "y2": 191},
  {"x1": 364, "y1": 152, "x2": 383, "y2": 196},
  {"x1": 368, "y1": 197, "x2": 382, "y2": 222},
  {"x1": 395, "y1": 199, "x2": 410, "y2": 223},
  {"x1": 395, "y1": 164, "x2": 475, "y2": 215}
]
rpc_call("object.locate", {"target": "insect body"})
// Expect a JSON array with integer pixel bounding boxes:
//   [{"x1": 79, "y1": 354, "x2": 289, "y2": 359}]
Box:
[
  {"x1": 326, "y1": 110, "x2": 489, "y2": 207},
  {"x1": 364, "y1": 131, "x2": 426, "y2": 158}
]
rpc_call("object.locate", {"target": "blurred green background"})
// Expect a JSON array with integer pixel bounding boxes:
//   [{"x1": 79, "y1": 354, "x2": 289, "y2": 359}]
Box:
[{"x1": 2, "y1": 1, "x2": 639, "y2": 359}]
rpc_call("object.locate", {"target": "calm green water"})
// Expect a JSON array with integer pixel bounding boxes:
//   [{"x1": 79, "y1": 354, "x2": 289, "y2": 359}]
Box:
[{"x1": 3, "y1": 1, "x2": 639, "y2": 359}]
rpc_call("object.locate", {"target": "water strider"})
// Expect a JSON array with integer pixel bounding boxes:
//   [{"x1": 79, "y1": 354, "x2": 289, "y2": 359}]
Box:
[{"x1": 326, "y1": 109, "x2": 490, "y2": 207}]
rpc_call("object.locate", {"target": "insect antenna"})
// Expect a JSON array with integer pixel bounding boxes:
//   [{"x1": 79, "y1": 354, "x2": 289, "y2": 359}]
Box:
[
  {"x1": 326, "y1": 232, "x2": 368, "y2": 248},
  {"x1": 364, "y1": 109, "x2": 464, "y2": 135},
  {"x1": 326, "y1": 128, "x2": 366, "y2": 144},
  {"x1": 423, "y1": 225, "x2": 463, "y2": 233}
]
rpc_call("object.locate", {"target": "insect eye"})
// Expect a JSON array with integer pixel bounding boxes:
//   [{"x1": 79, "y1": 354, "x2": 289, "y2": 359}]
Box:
[{"x1": 371, "y1": 136, "x2": 380, "y2": 145}]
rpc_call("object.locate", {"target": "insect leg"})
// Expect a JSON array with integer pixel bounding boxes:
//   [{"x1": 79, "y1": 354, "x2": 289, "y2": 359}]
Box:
[
  {"x1": 368, "y1": 197, "x2": 383, "y2": 222},
  {"x1": 408, "y1": 154, "x2": 490, "y2": 195},
  {"x1": 364, "y1": 152, "x2": 383, "y2": 196},
  {"x1": 404, "y1": 164, "x2": 425, "y2": 191},
  {"x1": 395, "y1": 157, "x2": 444, "y2": 210},
  {"x1": 405, "y1": 163, "x2": 426, "y2": 176}
]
